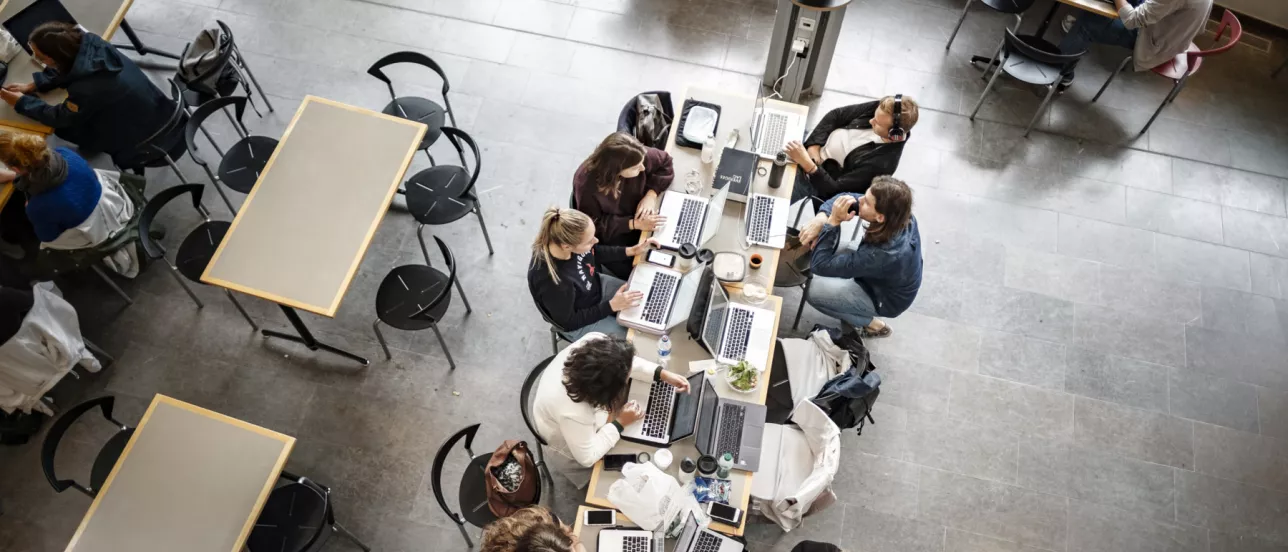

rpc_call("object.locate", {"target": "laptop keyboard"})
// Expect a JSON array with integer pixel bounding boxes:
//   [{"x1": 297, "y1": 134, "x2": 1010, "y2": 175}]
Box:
[
  {"x1": 757, "y1": 112, "x2": 788, "y2": 155},
  {"x1": 623, "y1": 535, "x2": 651, "y2": 552},
  {"x1": 720, "y1": 308, "x2": 754, "y2": 361},
  {"x1": 716, "y1": 403, "x2": 746, "y2": 463},
  {"x1": 747, "y1": 195, "x2": 774, "y2": 243},
  {"x1": 674, "y1": 197, "x2": 704, "y2": 245},
  {"x1": 642, "y1": 380, "x2": 676, "y2": 439},
  {"x1": 641, "y1": 272, "x2": 679, "y2": 325},
  {"x1": 693, "y1": 531, "x2": 725, "y2": 552}
]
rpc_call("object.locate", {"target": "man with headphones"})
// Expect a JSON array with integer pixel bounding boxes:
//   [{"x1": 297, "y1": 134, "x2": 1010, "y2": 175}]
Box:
[{"x1": 784, "y1": 94, "x2": 919, "y2": 205}]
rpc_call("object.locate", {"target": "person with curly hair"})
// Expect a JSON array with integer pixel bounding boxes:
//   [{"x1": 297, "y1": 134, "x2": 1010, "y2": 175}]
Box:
[
  {"x1": 480, "y1": 507, "x2": 585, "y2": 552},
  {"x1": 531, "y1": 333, "x2": 690, "y2": 487}
]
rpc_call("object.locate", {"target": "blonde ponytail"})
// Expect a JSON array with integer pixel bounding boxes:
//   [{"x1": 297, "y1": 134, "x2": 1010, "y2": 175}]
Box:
[{"x1": 532, "y1": 207, "x2": 592, "y2": 285}]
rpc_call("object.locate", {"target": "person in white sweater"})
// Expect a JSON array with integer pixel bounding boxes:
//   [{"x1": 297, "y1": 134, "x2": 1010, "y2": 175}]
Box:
[
  {"x1": 1059, "y1": 0, "x2": 1212, "y2": 83},
  {"x1": 532, "y1": 333, "x2": 690, "y2": 488}
]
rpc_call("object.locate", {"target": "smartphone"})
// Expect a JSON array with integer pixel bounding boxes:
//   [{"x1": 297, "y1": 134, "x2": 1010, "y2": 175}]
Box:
[
  {"x1": 706, "y1": 502, "x2": 743, "y2": 525},
  {"x1": 584, "y1": 509, "x2": 616, "y2": 526},
  {"x1": 603, "y1": 453, "x2": 638, "y2": 471},
  {"x1": 646, "y1": 249, "x2": 676, "y2": 268}
]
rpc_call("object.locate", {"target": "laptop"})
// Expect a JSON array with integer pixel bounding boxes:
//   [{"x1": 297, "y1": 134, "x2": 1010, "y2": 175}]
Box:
[
  {"x1": 652, "y1": 181, "x2": 729, "y2": 250},
  {"x1": 749, "y1": 94, "x2": 806, "y2": 160},
  {"x1": 743, "y1": 192, "x2": 788, "y2": 249},
  {"x1": 619, "y1": 370, "x2": 704, "y2": 446},
  {"x1": 599, "y1": 512, "x2": 743, "y2": 552},
  {"x1": 694, "y1": 373, "x2": 766, "y2": 472},
  {"x1": 617, "y1": 261, "x2": 706, "y2": 335},
  {"x1": 3, "y1": 0, "x2": 77, "y2": 55},
  {"x1": 700, "y1": 278, "x2": 775, "y2": 369}
]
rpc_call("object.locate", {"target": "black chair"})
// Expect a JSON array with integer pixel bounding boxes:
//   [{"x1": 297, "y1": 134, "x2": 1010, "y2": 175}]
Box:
[
  {"x1": 776, "y1": 198, "x2": 817, "y2": 330},
  {"x1": 183, "y1": 95, "x2": 280, "y2": 213},
  {"x1": 532, "y1": 297, "x2": 575, "y2": 354},
  {"x1": 402, "y1": 126, "x2": 496, "y2": 255},
  {"x1": 945, "y1": 0, "x2": 1037, "y2": 54},
  {"x1": 248, "y1": 471, "x2": 370, "y2": 552},
  {"x1": 41, "y1": 396, "x2": 134, "y2": 497},
  {"x1": 430, "y1": 424, "x2": 497, "y2": 548},
  {"x1": 177, "y1": 20, "x2": 275, "y2": 115},
  {"x1": 519, "y1": 356, "x2": 556, "y2": 486},
  {"x1": 367, "y1": 51, "x2": 457, "y2": 164},
  {"x1": 123, "y1": 80, "x2": 193, "y2": 183},
  {"x1": 371, "y1": 235, "x2": 472, "y2": 368},
  {"x1": 615, "y1": 90, "x2": 674, "y2": 148},
  {"x1": 968, "y1": 29, "x2": 1085, "y2": 136},
  {"x1": 138, "y1": 183, "x2": 258, "y2": 330}
]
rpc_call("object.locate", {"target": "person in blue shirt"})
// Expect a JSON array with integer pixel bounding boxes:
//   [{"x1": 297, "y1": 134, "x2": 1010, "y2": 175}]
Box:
[
  {"x1": 796, "y1": 176, "x2": 922, "y2": 338},
  {"x1": 0, "y1": 133, "x2": 102, "y2": 256}
]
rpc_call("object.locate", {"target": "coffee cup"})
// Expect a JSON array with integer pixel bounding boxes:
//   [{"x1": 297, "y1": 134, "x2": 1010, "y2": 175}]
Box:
[{"x1": 749, "y1": 253, "x2": 763, "y2": 269}]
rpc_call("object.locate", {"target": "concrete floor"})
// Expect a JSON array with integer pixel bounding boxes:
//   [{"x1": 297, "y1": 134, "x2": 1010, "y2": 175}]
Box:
[{"x1": 4, "y1": 0, "x2": 1288, "y2": 550}]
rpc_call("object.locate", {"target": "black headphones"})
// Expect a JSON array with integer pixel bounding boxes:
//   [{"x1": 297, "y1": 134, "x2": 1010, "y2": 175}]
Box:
[{"x1": 888, "y1": 94, "x2": 905, "y2": 142}]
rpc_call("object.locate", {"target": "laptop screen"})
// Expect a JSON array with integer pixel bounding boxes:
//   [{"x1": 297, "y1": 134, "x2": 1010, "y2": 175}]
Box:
[
  {"x1": 674, "y1": 511, "x2": 701, "y2": 552},
  {"x1": 694, "y1": 376, "x2": 720, "y2": 454},
  {"x1": 701, "y1": 279, "x2": 728, "y2": 356},
  {"x1": 667, "y1": 371, "x2": 706, "y2": 442},
  {"x1": 3, "y1": 0, "x2": 77, "y2": 55}
]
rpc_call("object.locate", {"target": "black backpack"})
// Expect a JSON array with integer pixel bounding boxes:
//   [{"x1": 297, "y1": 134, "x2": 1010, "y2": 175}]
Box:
[{"x1": 806, "y1": 325, "x2": 880, "y2": 435}]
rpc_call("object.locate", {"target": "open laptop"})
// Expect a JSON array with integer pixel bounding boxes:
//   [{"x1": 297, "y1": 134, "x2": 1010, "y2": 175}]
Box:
[
  {"x1": 694, "y1": 373, "x2": 766, "y2": 472},
  {"x1": 617, "y1": 261, "x2": 706, "y2": 335},
  {"x1": 3, "y1": 0, "x2": 77, "y2": 55},
  {"x1": 743, "y1": 192, "x2": 788, "y2": 249},
  {"x1": 700, "y1": 278, "x2": 775, "y2": 369},
  {"x1": 620, "y1": 370, "x2": 704, "y2": 446},
  {"x1": 749, "y1": 94, "x2": 806, "y2": 160},
  {"x1": 599, "y1": 511, "x2": 743, "y2": 552},
  {"x1": 652, "y1": 181, "x2": 729, "y2": 249}
]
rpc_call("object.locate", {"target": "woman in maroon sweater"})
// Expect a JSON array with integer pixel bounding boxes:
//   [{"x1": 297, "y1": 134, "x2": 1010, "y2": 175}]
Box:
[{"x1": 572, "y1": 133, "x2": 673, "y2": 278}]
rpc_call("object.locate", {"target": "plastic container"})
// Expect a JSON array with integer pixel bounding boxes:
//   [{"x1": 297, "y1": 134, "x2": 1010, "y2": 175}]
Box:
[
  {"x1": 679, "y1": 457, "x2": 697, "y2": 485},
  {"x1": 658, "y1": 335, "x2": 672, "y2": 370},
  {"x1": 716, "y1": 452, "x2": 734, "y2": 479}
]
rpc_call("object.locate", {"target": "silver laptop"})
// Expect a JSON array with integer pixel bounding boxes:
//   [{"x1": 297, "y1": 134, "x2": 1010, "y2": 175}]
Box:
[
  {"x1": 700, "y1": 279, "x2": 774, "y2": 369},
  {"x1": 652, "y1": 183, "x2": 730, "y2": 250},
  {"x1": 749, "y1": 95, "x2": 806, "y2": 160},
  {"x1": 694, "y1": 373, "x2": 767, "y2": 472},
  {"x1": 597, "y1": 528, "x2": 660, "y2": 552},
  {"x1": 743, "y1": 192, "x2": 788, "y2": 249},
  {"x1": 599, "y1": 512, "x2": 742, "y2": 552},
  {"x1": 620, "y1": 371, "x2": 705, "y2": 445},
  {"x1": 617, "y1": 262, "x2": 705, "y2": 335}
]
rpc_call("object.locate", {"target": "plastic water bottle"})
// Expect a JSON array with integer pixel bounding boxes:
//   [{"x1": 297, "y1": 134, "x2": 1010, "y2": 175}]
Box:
[{"x1": 658, "y1": 335, "x2": 672, "y2": 370}]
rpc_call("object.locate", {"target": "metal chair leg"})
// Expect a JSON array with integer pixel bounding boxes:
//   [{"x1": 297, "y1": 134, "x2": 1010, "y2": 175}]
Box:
[
  {"x1": 969, "y1": 55, "x2": 1007, "y2": 120},
  {"x1": 372, "y1": 320, "x2": 392, "y2": 360},
  {"x1": 981, "y1": 13, "x2": 1022, "y2": 82},
  {"x1": 424, "y1": 150, "x2": 436, "y2": 166},
  {"x1": 416, "y1": 224, "x2": 432, "y2": 266},
  {"x1": 91, "y1": 265, "x2": 133, "y2": 304},
  {"x1": 333, "y1": 522, "x2": 371, "y2": 552},
  {"x1": 550, "y1": 328, "x2": 560, "y2": 355},
  {"x1": 197, "y1": 124, "x2": 225, "y2": 157},
  {"x1": 792, "y1": 277, "x2": 812, "y2": 330},
  {"x1": 165, "y1": 263, "x2": 205, "y2": 308},
  {"x1": 431, "y1": 322, "x2": 457, "y2": 370},
  {"x1": 1092, "y1": 56, "x2": 1133, "y2": 102},
  {"x1": 84, "y1": 338, "x2": 114, "y2": 364},
  {"x1": 165, "y1": 156, "x2": 192, "y2": 185},
  {"x1": 474, "y1": 205, "x2": 496, "y2": 255},
  {"x1": 225, "y1": 290, "x2": 258, "y2": 331},
  {"x1": 945, "y1": 0, "x2": 973, "y2": 50},
  {"x1": 454, "y1": 278, "x2": 474, "y2": 314},
  {"x1": 1139, "y1": 78, "x2": 1184, "y2": 136},
  {"x1": 455, "y1": 522, "x2": 474, "y2": 548},
  {"x1": 200, "y1": 164, "x2": 238, "y2": 214},
  {"x1": 1026, "y1": 82, "x2": 1060, "y2": 137},
  {"x1": 234, "y1": 44, "x2": 275, "y2": 112}
]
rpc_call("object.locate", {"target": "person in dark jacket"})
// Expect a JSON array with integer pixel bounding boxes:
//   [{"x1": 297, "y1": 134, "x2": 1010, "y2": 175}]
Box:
[
  {"x1": 786, "y1": 95, "x2": 919, "y2": 203},
  {"x1": 0, "y1": 22, "x2": 181, "y2": 168},
  {"x1": 798, "y1": 176, "x2": 922, "y2": 338},
  {"x1": 572, "y1": 132, "x2": 673, "y2": 278},
  {"x1": 528, "y1": 207, "x2": 654, "y2": 340}
]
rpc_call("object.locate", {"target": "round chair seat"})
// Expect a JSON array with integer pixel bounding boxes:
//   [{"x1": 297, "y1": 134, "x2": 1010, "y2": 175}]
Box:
[
  {"x1": 404, "y1": 166, "x2": 474, "y2": 225},
  {"x1": 1000, "y1": 54, "x2": 1064, "y2": 86},
  {"x1": 218, "y1": 135, "x2": 279, "y2": 193},
  {"x1": 176, "y1": 221, "x2": 231, "y2": 282},
  {"x1": 382, "y1": 96, "x2": 445, "y2": 150},
  {"x1": 460, "y1": 453, "x2": 498, "y2": 528},
  {"x1": 376, "y1": 264, "x2": 453, "y2": 331},
  {"x1": 247, "y1": 482, "x2": 331, "y2": 552},
  {"x1": 774, "y1": 239, "x2": 812, "y2": 288},
  {"x1": 981, "y1": 0, "x2": 1031, "y2": 14},
  {"x1": 1152, "y1": 43, "x2": 1202, "y2": 80},
  {"x1": 90, "y1": 428, "x2": 134, "y2": 493}
]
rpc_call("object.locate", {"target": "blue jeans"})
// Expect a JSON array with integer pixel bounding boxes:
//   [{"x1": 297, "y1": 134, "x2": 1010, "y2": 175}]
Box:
[
  {"x1": 1059, "y1": 0, "x2": 1141, "y2": 56},
  {"x1": 805, "y1": 276, "x2": 879, "y2": 327},
  {"x1": 565, "y1": 274, "x2": 629, "y2": 340}
]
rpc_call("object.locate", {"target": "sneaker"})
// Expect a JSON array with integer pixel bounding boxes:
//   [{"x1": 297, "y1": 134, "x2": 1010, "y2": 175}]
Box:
[{"x1": 1061, "y1": 14, "x2": 1077, "y2": 33}]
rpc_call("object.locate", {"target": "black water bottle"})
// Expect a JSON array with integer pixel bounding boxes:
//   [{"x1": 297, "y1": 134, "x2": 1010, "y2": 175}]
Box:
[{"x1": 769, "y1": 151, "x2": 787, "y2": 189}]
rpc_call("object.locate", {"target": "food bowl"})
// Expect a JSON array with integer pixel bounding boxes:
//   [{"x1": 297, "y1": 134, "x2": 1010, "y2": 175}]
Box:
[{"x1": 723, "y1": 361, "x2": 760, "y2": 394}]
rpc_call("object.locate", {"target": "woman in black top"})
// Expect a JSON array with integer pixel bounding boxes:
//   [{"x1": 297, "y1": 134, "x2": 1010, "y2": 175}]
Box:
[
  {"x1": 527, "y1": 208, "x2": 653, "y2": 339},
  {"x1": 785, "y1": 95, "x2": 919, "y2": 204}
]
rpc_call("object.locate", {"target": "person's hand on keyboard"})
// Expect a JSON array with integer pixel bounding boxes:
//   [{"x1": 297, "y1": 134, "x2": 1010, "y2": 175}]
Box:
[
  {"x1": 610, "y1": 285, "x2": 643, "y2": 312},
  {"x1": 633, "y1": 212, "x2": 666, "y2": 232},
  {"x1": 636, "y1": 190, "x2": 660, "y2": 217},
  {"x1": 659, "y1": 370, "x2": 691, "y2": 394},
  {"x1": 613, "y1": 400, "x2": 644, "y2": 427}
]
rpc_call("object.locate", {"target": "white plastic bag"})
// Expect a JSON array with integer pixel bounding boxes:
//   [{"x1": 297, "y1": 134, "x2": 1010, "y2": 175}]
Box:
[
  {"x1": 0, "y1": 29, "x2": 22, "y2": 64},
  {"x1": 607, "y1": 461, "x2": 706, "y2": 532}
]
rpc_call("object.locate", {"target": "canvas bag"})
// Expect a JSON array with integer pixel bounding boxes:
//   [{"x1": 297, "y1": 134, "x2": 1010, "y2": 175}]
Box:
[
  {"x1": 484, "y1": 440, "x2": 540, "y2": 517},
  {"x1": 633, "y1": 93, "x2": 672, "y2": 149},
  {"x1": 0, "y1": 29, "x2": 22, "y2": 64},
  {"x1": 177, "y1": 24, "x2": 241, "y2": 99}
]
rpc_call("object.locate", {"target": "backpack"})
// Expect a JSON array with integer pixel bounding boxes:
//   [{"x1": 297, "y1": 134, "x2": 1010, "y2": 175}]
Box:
[
  {"x1": 177, "y1": 24, "x2": 243, "y2": 103},
  {"x1": 807, "y1": 325, "x2": 880, "y2": 434},
  {"x1": 633, "y1": 93, "x2": 672, "y2": 149},
  {"x1": 484, "y1": 440, "x2": 541, "y2": 517}
]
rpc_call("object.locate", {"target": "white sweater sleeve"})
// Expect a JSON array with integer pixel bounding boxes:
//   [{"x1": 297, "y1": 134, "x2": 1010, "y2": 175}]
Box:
[
  {"x1": 557, "y1": 410, "x2": 621, "y2": 468},
  {"x1": 1119, "y1": 0, "x2": 1181, "y2": 30}
]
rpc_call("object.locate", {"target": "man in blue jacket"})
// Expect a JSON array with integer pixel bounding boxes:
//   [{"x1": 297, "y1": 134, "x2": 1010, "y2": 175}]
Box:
[
  {"x1": 797, "y1": 176, "x2": 922, "y2": 338},
  {"x1": 0, "y1": 22, "x2": 180, "y2": 168}
]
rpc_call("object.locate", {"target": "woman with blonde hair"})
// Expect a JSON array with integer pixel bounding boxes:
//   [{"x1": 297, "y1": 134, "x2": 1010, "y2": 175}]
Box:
[
  {"x1": 0, "y1": 133, "x2": 133, "y2": 259},
  {"x1": 572, "y1": 132, "x2": 672, "y2": 277},
  {"x1": 526, "y1": 207, "x2": 654, "y2": 339},
  {"x1": 480, "y1": 507, "x2": 585, "y2": 552}
]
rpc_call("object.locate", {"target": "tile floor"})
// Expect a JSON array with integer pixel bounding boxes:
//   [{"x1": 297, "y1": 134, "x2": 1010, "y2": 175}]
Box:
[{"x1": 4, "y1": 0, "x2": 1288, "y2": 550}]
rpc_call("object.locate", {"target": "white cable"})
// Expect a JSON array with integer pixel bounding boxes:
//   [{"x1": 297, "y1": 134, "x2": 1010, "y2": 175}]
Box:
[{"x1": 769, "y1": 53, "x2": 799, "y2": 100}]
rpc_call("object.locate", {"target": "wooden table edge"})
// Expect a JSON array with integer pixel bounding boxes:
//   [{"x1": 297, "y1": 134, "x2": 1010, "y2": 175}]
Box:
[
  {"x1": 199, "y1": 95, "x2": 428, "y2": 316},
  {"x1": 1059, "y1": 0, "x2": 1118, "y2": 19},
  {"x1": 63, "y1": 394, "x2": 296, "y2": 552}
]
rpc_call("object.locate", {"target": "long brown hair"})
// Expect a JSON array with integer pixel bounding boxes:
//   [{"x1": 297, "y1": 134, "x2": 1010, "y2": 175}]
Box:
[
  {"x1": 531, "y1": 207, "x2": 592, "y2": 284},
  {"x1": 864, "y1": 176, "x2": 914, "y2": 244},
  {"x1": 480, "y1": 507, "x2": 562, "y2": 552},
  {"x1": 580, "y1": 133, "x2": 646, "y2": 198},
  {"x1": 29, "y1": 22, "x2": 85, "y2": 74}
]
